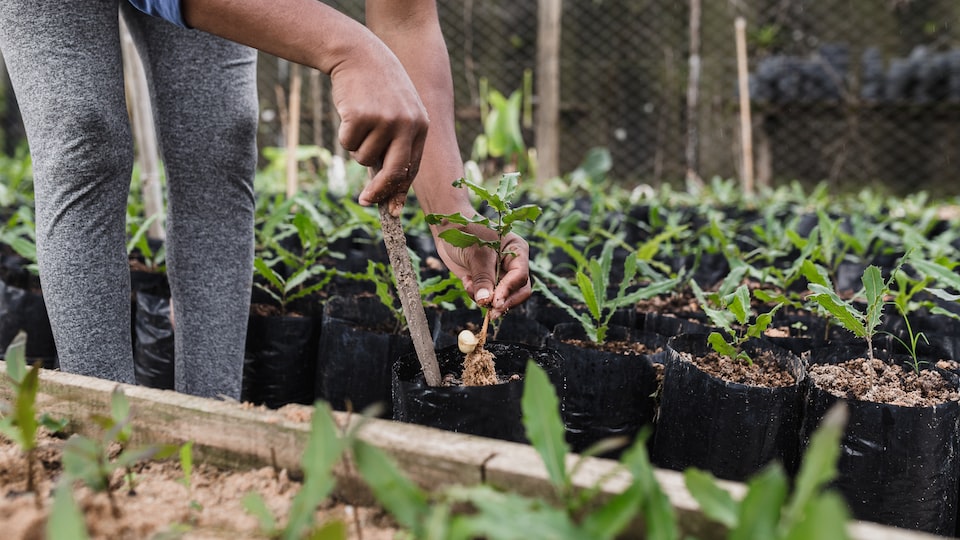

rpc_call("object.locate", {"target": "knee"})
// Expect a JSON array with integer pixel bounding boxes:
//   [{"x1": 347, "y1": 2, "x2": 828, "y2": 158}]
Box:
[{"x1": 32, "y1": 101, "x2": 133, "y2": 183}]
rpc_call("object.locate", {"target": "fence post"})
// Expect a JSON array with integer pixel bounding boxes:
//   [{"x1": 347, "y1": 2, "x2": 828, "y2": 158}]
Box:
[{"x1": 535, "y1": 0, "x2": 562, "y2": 184}]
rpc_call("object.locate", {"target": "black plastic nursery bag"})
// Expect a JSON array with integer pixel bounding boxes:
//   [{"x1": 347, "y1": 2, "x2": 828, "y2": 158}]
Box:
[
  {"x1": 133, "y1": 291, "x2": 174, "y2": 390},
  {"x1": 652, "y1": 333, "x2": 805, "y2": 482},
  {"x1": 802, "y1": 344, "x2": 960, "y2": 537},
  {"x1": 243, "y1": 313, "x2": 320, "y2": 409},
  {"x1": 392, "y1": 341, "x2": 563, "y2": 443}
]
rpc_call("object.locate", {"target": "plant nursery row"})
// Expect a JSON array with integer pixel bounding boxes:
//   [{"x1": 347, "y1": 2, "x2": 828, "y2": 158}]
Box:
[{"x1": 0, "y1": 160, "x2": 959, "y2": 537}]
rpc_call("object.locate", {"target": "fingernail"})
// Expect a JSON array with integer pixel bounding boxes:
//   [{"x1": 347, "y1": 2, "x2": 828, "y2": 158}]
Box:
[{"x1": 476, "y1": 288, "x2": 491, "y2": 301}]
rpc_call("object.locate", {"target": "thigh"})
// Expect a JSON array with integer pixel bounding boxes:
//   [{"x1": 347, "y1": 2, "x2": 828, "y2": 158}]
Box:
[{"x1": 0, "y1": 0, "x2": 129, "y2": 173}]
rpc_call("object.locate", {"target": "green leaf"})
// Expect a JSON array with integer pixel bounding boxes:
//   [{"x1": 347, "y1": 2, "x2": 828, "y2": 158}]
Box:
[
  {"x1": 495, "y1": 172, "x2": 521, "y2": 204},
  {"x1": 861, "y1": 265, "x2": 885, "y2": 336},
  {"x1": 14, "y1": 362, "x2": 40, "y2": 452},
  {"x1": 520, "y1": 361, "x2": 569, "y2": 492},
  {"x1": 308, "y1": 520, "x2": 348, "y2": 540},
  {"x1": 729, "y1": 285, "x2": 751, "y2": 325},
  {"x1": 4, "y1": 331, "x2": 27, "y2": 384},
  {"x1": 242, "y1": 492, "x2": 278, "y2": 536},
  {"x1": 576, "y1": 270, "x2": 601, "y2": 322},
  {"x1": 436, "y1": 228, "x2": 485, "y2": 249},
  {"x1": 285, "y1": 402, "x2": 344, "y2": 539},
  {"x1": 783, "y1": 492, "x2": 850, "y2": 540},
  {"x1": 684, "y1": 468, "x2": 738, "y2": 528},
  {"x1": 502, "y1": 204, "x2": 542, "y2": 227},
  {"x1": 110, "y1": 388, "x2": 132, "y2": 443},
  {"x1": 707, "y1": 332, "x2": 739, "y2": 359},
  {"x1": 782, "y1": 404, "x2": 847, "y2": 530},
  {"x1": 353, "y1": 440, "x2": 429, "y2": 533},
  {"x1": 62, "y1": 436, "x2": 110, "y2": 492},
  {"x1": 46, "y1": 480, "x2": 91, "y2": 540},
  {"x1": 254, "y1": 257, "x2": 285, "y2": 292},
  {"x1": 730, "y1": 465, "x2": 788, "y2": 540},
  {"x1": 800, "y1": 260, "x2": 831, "y2": 288},
  {"x1": 807, "y1": 284, "x2": 866, "y2": 337}
]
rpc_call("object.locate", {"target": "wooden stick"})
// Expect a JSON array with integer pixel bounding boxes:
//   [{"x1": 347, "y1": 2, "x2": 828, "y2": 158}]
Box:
[
  {"x1": 378, "y1": 204, "x2": 441, "y2": 386},
  {"x1": 735, "y1": 17, "x2": 755, "y2": 196},
  {"x1": 285, "y1": 63, "x2": 302, "y2": 199}
]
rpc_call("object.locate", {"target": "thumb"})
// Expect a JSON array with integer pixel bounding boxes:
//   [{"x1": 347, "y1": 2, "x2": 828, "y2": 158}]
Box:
[{"x1": 473, "y1": 285, "x2": 493, "y2": 307}]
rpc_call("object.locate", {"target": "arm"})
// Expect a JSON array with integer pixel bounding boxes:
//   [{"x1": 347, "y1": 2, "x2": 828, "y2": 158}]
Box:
[
  {"x1": 366, "y1": 0, "x2": 531, "y2": 317},
  {"x1": 181, "y1": 0, "x2": 428, "y2": 213}
]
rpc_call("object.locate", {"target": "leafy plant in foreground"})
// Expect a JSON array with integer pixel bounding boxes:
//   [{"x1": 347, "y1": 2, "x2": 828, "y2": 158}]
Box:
[
  {"x1": 242, "y1": 401, "x2": 347, "y2": 540},
  {"x1": 685, "y1": 404, "x2": 851, "y2": 540},
  {"x1": 61, "y1": 387, "x2": 177, "y2": 517},
  {"x1": 0, "y1": 332, "x2": 66, "y2": 498}
]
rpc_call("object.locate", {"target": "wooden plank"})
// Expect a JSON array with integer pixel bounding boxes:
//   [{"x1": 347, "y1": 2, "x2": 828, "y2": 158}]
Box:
[{"x1": 0, "y1": 364, "x2": 944, "y2": 540}]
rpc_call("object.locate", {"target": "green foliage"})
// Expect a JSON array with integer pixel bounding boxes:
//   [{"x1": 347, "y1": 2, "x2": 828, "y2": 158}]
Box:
[
  {"x1": 806, "y1": 265, "x2": 886, "y2": 360},
  {"x1": 0, "y1": 333, "x2": 66, "y2": 496},
  {"x1": 533, "y1": 240, "x2": 679, "y2": 343},
  {"x1": 691, "y1": 274, "x2": 783, "y2": 364},
  {"x1": 61, "y1": 388, "x2": 178, "y2": 514},
  {"x1": 0, "y1": 145, "x2": 35, "y2": 208},
  {"x1": 46, "y1": 479, "x2": 91, "y2": 540},
  {"x1": 472, "y1": 79, "x2": 530, "y2": 175},
  {"x1": 0, "y1": 205, "x2": 38, "y2": 275},
  {"x1": 243, "y1": 401, "x2": 346, "y2": 540},
  {"x1": 126, "y1": 212, "x2": 165, "y2": 272},
  {"x1": 685, "y1": 404, "x2": 851, "y2": 540},
  {"x1": 253, "y1": 195, "x2": 344, "y2": 314}
]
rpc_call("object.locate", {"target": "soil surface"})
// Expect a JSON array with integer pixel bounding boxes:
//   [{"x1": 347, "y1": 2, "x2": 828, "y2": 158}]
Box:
[
  {"x1": 0, "y1": 424, "x2": 399, "y2": 539},
  {"x1": 561, "y1": 339, "x2": 660, "y2": 356},
  {"x1": 681, "y1": 350, "x2": 796, "y2": 388},
  {"x1": 809, "y1": 358, "x2": 960, "y2": 407}
]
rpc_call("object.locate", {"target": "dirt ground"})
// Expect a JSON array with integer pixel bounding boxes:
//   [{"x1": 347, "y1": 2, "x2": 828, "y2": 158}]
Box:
[
  {"x1": 0, "y1": 427, "x2": 399, "y2": 539},
  {"x1": 809, "y1": 358, "x2": 960, "y2": 407}
]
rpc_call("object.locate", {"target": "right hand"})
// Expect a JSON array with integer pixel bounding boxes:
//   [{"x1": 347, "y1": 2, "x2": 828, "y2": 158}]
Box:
[{"x1": 329, "y1": 42, "x2": 429, "y2": 217}]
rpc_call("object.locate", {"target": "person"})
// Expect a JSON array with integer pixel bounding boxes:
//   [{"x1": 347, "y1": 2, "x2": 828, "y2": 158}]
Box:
[{"x1": 0, "y1": 0, "x2": 531, "y2": 400}]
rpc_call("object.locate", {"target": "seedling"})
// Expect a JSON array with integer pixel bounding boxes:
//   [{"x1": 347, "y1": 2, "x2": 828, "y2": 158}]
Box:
[
  {"x1": 685, "y1": 404, "x2": 851, "y2": 539},
  {"x1": 61, "y1": 387, "x2": 177, "y2": 517},
  {"x1": 532, "y1": 239, "x2": 679, "y2": 344},
  {"x1": 0, "y1": 332, "x2": 66, "y2": 500},
  {"x1": 425, "y1": 173, "x2": 541, "y2": 386},
  {"x1": 243, "y1": 401, "x2": 348, "y2": 539},
  {"x1": 691, "y1": 277, "x2": 783, "y2": 364},
  {"x1": 806, "y1": 265, "x2": 886, "y2": 361}
]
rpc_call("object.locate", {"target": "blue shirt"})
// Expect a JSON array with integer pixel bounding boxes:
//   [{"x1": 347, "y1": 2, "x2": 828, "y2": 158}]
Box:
[{"x1": 127, "y1": 0, "x2": 187, "y2": 28}]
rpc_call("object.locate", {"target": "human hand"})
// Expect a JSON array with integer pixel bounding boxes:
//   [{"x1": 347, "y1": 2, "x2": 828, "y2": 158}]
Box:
[
  {"x1": 329, "y1": 41, "x2": 429, "y2": 217},
  {"x1": 434, "y1": 223, "x2": 532, "y2": 319}
]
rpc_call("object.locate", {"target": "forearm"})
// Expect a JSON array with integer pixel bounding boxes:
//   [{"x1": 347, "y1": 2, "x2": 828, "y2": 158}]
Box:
[
  {"x1": 182, "y1": 0, "x2": 379, "y2": 76},
  {"x1": 366, "y1": 0, "x2": 472, "y2": 220}
]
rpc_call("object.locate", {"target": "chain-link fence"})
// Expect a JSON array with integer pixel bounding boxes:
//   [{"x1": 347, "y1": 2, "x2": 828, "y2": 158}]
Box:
[{"x1": 2, "y1": 1, "x2": 959, "y2": 195}]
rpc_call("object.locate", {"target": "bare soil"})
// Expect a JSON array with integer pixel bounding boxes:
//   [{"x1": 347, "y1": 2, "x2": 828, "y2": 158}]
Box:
[
  {"x1": 0, "y1": 427, "x2": 398, "y2": 539},
  {"x1": 560, "y1": 339, "x2": 661, "y2": 356},
  {"x1": 680, "y1": 349, "x2": 796, "y2": 388},
  {"x1": 809, "y1": 358, "x2": 960, "y2": 407}
]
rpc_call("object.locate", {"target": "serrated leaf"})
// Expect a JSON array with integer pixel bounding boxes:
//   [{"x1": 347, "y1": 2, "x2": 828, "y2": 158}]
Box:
[
  {"x1": 783, "y1": 404, "x2": 847, "y2": 529},
  {"x1": 353, "y1": 440, "x2": 429, "y2": 533},
  {"x1": 502, "y1": 204, "x2": 542, "y2": 227},
  {"x1": 807, "y1": 284, "x2": 866, "y2": 337},
  {"x1": 729, "y1": 285, "x2": 751, "y2": 325},
  {"x1": 521, "y1": 362, "x2": 569, "y2": 492},
  {"x1": 254, "y1": 257, "x2": 284, "y2": 291},
  {"x1": 800, "y1": 259, "x2": 831, "y2": 288},
  {"x1": 576, "y1": 270, "x2": 601, "y2": 322}
]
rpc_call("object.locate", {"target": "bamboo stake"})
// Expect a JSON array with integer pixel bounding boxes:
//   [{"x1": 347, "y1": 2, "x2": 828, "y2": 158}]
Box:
[
  {"x1": 534, "y1": 0, "x2": 562, "y2": 184},
  {"x1": 120, "y1": 18, "x2": 165, "y2": 241},
  {"x1": 734, "y1": 17, "x2": 755, "y2": 196},
  {"x1": 285, "y1": 63, "x2": 302, "y2": 198},
  {"x1": 685, "y1": 0, "x2": 703, "y2": 187}
]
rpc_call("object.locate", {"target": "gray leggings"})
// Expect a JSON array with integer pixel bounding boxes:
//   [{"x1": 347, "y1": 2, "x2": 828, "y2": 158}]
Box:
[{"x1": 0, "y1": 0, "x2": 258, "y2": 399}]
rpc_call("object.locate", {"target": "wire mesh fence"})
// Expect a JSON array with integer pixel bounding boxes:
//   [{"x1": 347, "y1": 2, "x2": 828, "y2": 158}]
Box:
[{"x1": 2, "y1": 1, "x2": 960, "y2": 195}]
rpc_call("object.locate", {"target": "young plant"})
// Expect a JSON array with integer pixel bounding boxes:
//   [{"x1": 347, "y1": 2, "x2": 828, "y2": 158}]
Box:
[
  {"x1": 253, "y1": 196, "x2": 341, "y2": 315},
  {"x1": 0, "y1": 332, "x2": 66, "y2": 499},
  {"x1": 351, "y1": 361, "x2": 678, "y2": 539},
  {"x1": 243, "y1": 401, "x2": 347, "y2": 540},
  {"x1": 532, "y1": 239, "x2": 679, "y2": 344},
  {"x1": 46, "y1": 478, "x2": 92, "y2": 540},
  {"x1": 806, "y1": 264, "x2": 886, "y2": 361},
  {"x1": 691, "y1": 275, "x2": 783, "y2": 364},
  {"x1": 425, "y1": 173, "x2": 541, "y2": 385},
  {"x1": 61, "y1": 387, "x2": 177, "y2": 517},
  {"x1": 126, "y1": 213, "x2": 166, "y2": 272},
  {"x1": 684, "y1": 404, "x2": 851, "y2": 539}
]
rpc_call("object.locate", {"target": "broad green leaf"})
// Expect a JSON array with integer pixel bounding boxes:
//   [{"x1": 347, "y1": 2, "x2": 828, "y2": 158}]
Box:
[
  {"x1": 911, "y1": 259, "x2": 960, "y2": 291},
  {"x1": 580, "y1": 483, "x2": 643, "y2": 539},
  {"x1": 502, "y1": 204, "x2": 542, "y2": 227},
  {"x1": 62, "y1": 436, "x2": 109, "y2": 492},
  {"x1": 110, "y1": 388, "x2": 132, "y2": 443},
  {"x1": 684, "y1": 468, "x2": 738, "y2": 528},
  {"x1": 783, "y1": 404, "x2": 847, "y2": 529},
  {"x1": 254, "y1": 257, "x2": 284, "y2": 291},
  {"x1": 729, "y1": 285, "x2": 751, "y2": 325},
  {"x1": 4, "y1": 331, "x2": 27, "y2": 384},
  {"x1": 620, "y1": 433, "x2": 678, "y2": 540},
  {"x1": 800, "y1": 260, "x2": 831, "y2": 288},
  {"x1": 308, "y1": 519, "x2": 348, "y2": 540},
  {"x1": 353, "y1": 440, "x2": 429, "y2": 533},
  {"x1": 783, "y1": 492, "x2": 850, "y2": 540},
  {"x1": 496, "y1": 172, "x2": 521, "y2": 204},
  {"x1": 242, "y1": 492, "x2": 278, "y2": 536},
  {"x1": 708, "y1": 332, "x2": 739, "y2": 360},
  {"x1": 521, "y1": 362, "x2": 569, "y2": 492},
  {"x1": 446, "y1": 485, "x2": 577, "y2": 540},
  {"x1": 13, "y1": 363, "x2": 40, "y2": 451},
  {"x1": 730, "y1": 465, "x2": 788, "y2": 540},
  {"x1": 436, "y1": 228, "x2": 487, "y2": 249},
  {"x1": 285, "y1": 402, "x2": 344, "y2": 539},
  {"x1": 47, "y1": 480, "x2": 91, "y2": 540}
]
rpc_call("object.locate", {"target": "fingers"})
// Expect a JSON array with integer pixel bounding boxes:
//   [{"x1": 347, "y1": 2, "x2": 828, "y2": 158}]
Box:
[{"x1": 448, "y1": 231, "x2": 531, "y2": 319}]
